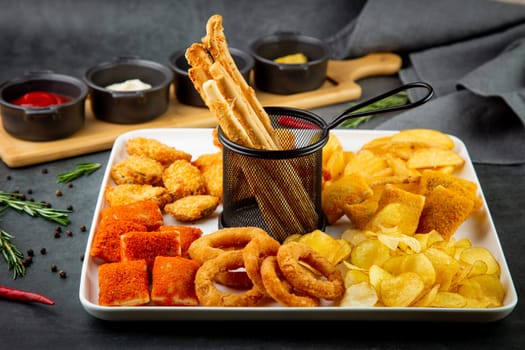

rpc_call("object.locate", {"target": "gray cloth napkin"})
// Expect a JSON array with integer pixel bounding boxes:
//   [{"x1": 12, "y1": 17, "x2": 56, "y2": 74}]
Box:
[{"x1": 325, "y1": 0, "x2": 525, "y2": 164}]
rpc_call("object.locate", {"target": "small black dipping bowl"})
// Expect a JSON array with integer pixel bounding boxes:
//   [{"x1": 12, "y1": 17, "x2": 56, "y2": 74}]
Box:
[
  {"x1": 0, "y1": 71, "x2": 88, "y2": 141},
  {"x1": 250, "y1": 32, "x2": 330, "y2": 95},
  {"x1": 169, "y1": 48, "x2": 254, "y2": 107},
  {"x1": 84, "y1": 57, "x2": 173, "y2": 124}
]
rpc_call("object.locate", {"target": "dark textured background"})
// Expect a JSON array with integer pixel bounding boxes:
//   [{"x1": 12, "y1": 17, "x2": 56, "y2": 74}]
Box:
[
  {"x1": 0, "y1": 0, "x2": 365, "y2": 82},
  {"x1": 0, "y1": 1, "x2": 523, "y2": 349}
]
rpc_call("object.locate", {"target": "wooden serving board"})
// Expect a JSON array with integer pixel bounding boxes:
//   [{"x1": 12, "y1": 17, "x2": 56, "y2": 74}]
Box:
[{"x1": 0, "y1": 52, "x2": 401, "y2": 168}]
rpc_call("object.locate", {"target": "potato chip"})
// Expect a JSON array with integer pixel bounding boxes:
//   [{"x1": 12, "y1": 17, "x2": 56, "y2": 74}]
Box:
[
  {"x1": 458, "y1": 275, "x2": 505, "y2": 307},
  {"x1": 407, "y1": 148, "x2": 465, "y2": 169},
  {"x1": 412, "y1": 284, "x2": 440, "y2": 307},
  {"x1": 398, "y1": 253, "x2": 436, "y2": 287},
  {"x1": 390, "y1": 129, "x2": 455, "y2": 150},
  {"x1": 459, "y1": 247, "x2": 500, "y2": 276},
  {"x1": 424, "y1": 247, "x2": 460, "y2": 291},
  {"x1": 341, "y1": 228, "x2": 371, "y2": 246},
  {"x1": 368, "y1": 185, "x2": 425, "y2": 235},
  {"x1": 368, "y1": 264, "x2": 392, "y2": 295},
  {"x1": 350, "y1": 238, "x2": 391, "y2": 269},
  {"x1": 430, "y1": 291, "x2": 467, "y2": 308},
  {"x1": 322, "y1": 173, "x2": 373, "y2": 224},
  {"x1": 377, "y1": 233, "x2": 422, "y2": 253},
  {"x1": 340, "y1": 282, "x2": 378, "y2": 307},
  {"x1": 380, "y1": 272, "x2": 425, "y2": 307},
  {"x1": 343, "y1": 149, "x2": 390, "y2": 179},
  {"x1": 344, "y1": 269, "x2": 370, "y2": 288},
  {"x1": 299, "y1": 229, "x2": 352, "y2": 265}
]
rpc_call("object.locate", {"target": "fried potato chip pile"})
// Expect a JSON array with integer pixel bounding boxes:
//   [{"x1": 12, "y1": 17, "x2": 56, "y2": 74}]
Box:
[{"x1": 314, "y1": 129, "x2": 505, "y2": 308}]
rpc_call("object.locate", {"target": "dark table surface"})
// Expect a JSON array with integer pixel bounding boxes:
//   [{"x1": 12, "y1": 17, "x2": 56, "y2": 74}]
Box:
[{"x1": 0, "y1": 76, "x2": 523, "y2": 349}]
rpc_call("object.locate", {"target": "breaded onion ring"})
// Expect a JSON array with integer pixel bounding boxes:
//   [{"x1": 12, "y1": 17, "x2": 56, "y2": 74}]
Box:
[
  {"x1": 243, "y1": 235, "x2": 280, "y2": 294},
  {"x1": 277, "y1": 242, "x2": 345, "y2": 301},
  {"x1": 188, "y1": 227, "x2": 268, "y2": 288},
  {"x1": 194, "y1": 250, "x2": 265, "y2": 306},
  {"x1": 260, "y1": 256, "x2": 320, "y2": 307}
]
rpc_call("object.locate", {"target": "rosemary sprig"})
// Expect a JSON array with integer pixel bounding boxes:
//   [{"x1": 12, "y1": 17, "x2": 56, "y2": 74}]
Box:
[
  {"x1": 56, "y1": 162, "x2": 101, "y2": 183},
  {"x1": 0, "y1": 191, "x2": 71, "y2": 226},
  {"x1": 0, "y1": 227, "x2": 25, "y2": 279},
  {"x1": 339, "y1": 91, "x2": 409, "y2": 128}
]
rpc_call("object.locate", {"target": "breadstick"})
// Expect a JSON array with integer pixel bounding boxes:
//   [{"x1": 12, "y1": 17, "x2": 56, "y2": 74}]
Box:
[{"x1": 202, "y1": 15, "x2": 277, "y2": 144}]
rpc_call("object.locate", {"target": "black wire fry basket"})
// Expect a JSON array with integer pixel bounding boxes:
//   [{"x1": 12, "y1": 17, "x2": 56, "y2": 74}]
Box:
[{"x1": 219, "y1": 82, "x2": 434, "y2": 243}]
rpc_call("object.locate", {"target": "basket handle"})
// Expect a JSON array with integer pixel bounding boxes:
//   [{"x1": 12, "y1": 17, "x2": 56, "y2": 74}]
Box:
[{"x1": 326, "y1": 81, "x2": 434, "y2": 130}]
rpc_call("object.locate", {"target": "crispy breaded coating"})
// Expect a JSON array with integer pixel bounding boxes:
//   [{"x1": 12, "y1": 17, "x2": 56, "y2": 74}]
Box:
[
  {"x1": 417, "y1": 185, "x2": 474, "y2": 240},
  {"x1": 159, "y1": 225, "x2": 203, "y2": 258},
  {"x1": 120, "y1": 230, "x2": 181, "y2": 271},
  {"x1": 164, "y1": 195, "x2": 220, "y2": 222},
  {"x1": 192, "y1": 151, "x2": 222, "y2": 172},
  {"x1": 100, "y1": 200, "x2": 164, "y2": 231},
  {"x1": 192, "y1": 151, "x2": 223, "y2": 200},
  {"x1": 98, "y1": 259, "x2": 150, "y2": 306},
  {"x1": 151, "y1": 256, "x2": 201, "y2": 306},
  {"x1": 418, "y1": 170, "x2": 482, "y2": 213},
  {"x1": 126, "y1": 137, "x2": 192, "y2": 167},
  {"x1": 90, "y1": 217, "x2": 147, "y2": 262},
  {"x1": 162, "y1": 159, "x2": 207, "y2": 200},
  {"x1": 105, "y1": 184, "x2": 173, "y2": 208},
  {"x1": 110, "y1": 155, "x2": 164, "y2": 186}
]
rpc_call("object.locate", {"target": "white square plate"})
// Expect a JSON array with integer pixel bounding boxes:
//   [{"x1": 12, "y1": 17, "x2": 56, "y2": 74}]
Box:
[{"x1": 79, "y1": 128, "x2": 517, "y2": 321}]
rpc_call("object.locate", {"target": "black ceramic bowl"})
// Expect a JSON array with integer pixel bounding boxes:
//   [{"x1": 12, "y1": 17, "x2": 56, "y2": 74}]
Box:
[
  {"x1": 84, "y1": 57, "x2": 173, "y2": 124},
  {"x1": 169, "y1": 47, "x2": 254, "y2": 107},
  {"x1": 250, "y1": 32, "x2": 330, "y2": 95},
  {"x1": 0, "y1": 71, "x2": 88, "y2": 141}
]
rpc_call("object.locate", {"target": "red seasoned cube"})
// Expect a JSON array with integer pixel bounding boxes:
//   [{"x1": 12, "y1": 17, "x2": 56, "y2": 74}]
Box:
[
  {"x1": 158, "y1": 225, "x2": 202, "y2": 258},
  {"x1": 151, "y1": 256, "x2": 201, "y2": 306},
  {"x1": 90, "y1": 217, "x2": 147, "y2": 262},
  {"x1": 98, "y1": 259, "x2": 150, "y2": 306},
  {"x1": 120, "y1": 230, "x2": 181, "y2": 271}
]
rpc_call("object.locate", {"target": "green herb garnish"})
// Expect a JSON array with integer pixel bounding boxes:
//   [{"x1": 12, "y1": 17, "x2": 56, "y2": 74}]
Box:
[
  {"x1": 56, "y1": 162, "x2": 101, "y2": 183},
  {"x1": 0, "y1": 191, "x2": 71, "y2": 226},
  {"x1": 339, "y1": 92, "x2": 409, "y2": 128},
  {"x1": 0, "y1": 227, "x2": 25, "y2": 279}
]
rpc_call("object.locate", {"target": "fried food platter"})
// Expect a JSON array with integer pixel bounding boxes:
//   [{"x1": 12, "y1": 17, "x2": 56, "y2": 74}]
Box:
[{"x1": 78, "y1": 128, "x2": 517, "y2": 322}]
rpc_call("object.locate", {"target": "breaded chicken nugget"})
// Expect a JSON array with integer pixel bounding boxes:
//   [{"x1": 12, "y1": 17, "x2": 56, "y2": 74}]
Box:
[
  {"x1": 164, "y1": 195, "x2": 219, "y2": 222},
  {"x1": 192, "y1": 151, "x2": 223, "y2": 200},
  {"x1": 192, "y1": 151, "x2": 222, "y2": 172},
  {"x1": 162, "y1": 159, "x2": 207, "y2": 200},
  {"x1": 105, "y1": 184, "x2": 173, "y2": 208},
  {"x1": 126, "y1": 137, "x2": 192, "y2": 167},
  {"x1": 110, "y1": 155, "x2": 164, "y2": 186}
]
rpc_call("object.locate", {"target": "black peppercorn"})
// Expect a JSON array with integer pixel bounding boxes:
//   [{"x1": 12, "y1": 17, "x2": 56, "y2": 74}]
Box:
[
  {"x1": 59, "y1": 270, "x2": 67, "y2": 278},
  {"x1": 40, "y1": 248, "x2": 47, "y2": 255},
  {"x1": 51, "y1": 264, "x2": 57, "y2": 272},
  {"x1": 55, "y1": 190, "x2": 62, "y2": 197},
  {"x1": 27, "y1": 249, "x2": 34, "y2": 257}
]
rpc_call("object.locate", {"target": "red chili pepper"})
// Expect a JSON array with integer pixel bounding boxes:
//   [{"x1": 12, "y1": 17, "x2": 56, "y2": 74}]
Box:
[
  {"x1": 277, "y1": 116, "x2": 320, "y2": 129},
  {"x1": 11, "y1": 91, "x2": 71, "y2": 108},
  {"x1": 0, "y1": 285, "x2": 55, "y2": 305}
]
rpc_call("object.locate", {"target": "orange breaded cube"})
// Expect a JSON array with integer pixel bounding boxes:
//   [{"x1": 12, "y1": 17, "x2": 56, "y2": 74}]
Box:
[
  {"x1": 90, "y1": 217, "x2": 147, "y2": 262},
  {"x1": 151, "y1": 256, "x2": 201, "y2": 306},
  {"x1": 98, "y1": 259, "x2": 150, "y2": 306},
  {"x1": 120, "y1": 230, "x2": 181, "y2": 271},
  {"x1": 159, "y1": 225, "x2": 203, "y2": 258},
  {"x1": 100, "y1": 200, "x2": 164, "y2": 231}
]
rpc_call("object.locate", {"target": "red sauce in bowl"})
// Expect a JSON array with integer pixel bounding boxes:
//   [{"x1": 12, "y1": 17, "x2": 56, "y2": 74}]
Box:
[{"x1": 11, "y1": 91, "x2": 71, "y2": 107}]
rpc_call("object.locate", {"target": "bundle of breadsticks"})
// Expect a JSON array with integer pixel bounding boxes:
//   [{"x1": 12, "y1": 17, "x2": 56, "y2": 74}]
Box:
[{"x1": 185, "y1": 14, "x2": 319, "y2": 240}]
